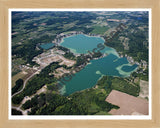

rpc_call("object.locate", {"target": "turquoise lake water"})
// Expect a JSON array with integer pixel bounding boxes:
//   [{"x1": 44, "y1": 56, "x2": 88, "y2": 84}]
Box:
[
  {"x1": 121, "y1": 64, "x2": 138, "y2": 72},
  {"x1": 60, "y1": 34, "x2": 105, "y2": 54},
  {"x1": 40, "y1": 43, "x2": 54, "y2": 50},
  {"x1": 59, "y1": 34, "x2": 138, "y2": 95}
]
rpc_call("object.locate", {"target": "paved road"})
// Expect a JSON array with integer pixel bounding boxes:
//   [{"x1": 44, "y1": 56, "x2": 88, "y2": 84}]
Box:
[
  {"x1": 12, "y1": 70, "x2": 39, "y2": 98},
  {"x1": 11, "y1": 70, "x2": 40, "y2": 115},
  {"x1": 12, "y1": 106, "x2": 28, "y2": 115}
]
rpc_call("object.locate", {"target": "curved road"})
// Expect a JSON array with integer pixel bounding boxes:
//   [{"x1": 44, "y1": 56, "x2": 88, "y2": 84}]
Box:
[
  {"x1": 11, "y1": 70, "x2": 40, "y2": 115},
  {"x1": 12, "y1": 70, "x2": 39, "y2": 98}
]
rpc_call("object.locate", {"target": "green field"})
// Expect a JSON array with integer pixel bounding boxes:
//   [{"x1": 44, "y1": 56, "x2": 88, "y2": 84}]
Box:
[{"x1": 91, "y1": 25, "x2": 109, "y2": 35}]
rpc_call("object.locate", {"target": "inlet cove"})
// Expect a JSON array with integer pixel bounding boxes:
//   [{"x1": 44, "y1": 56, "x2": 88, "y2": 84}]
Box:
[{"x1": 59, "y1": 34, "x2": 138, "y2": 95}]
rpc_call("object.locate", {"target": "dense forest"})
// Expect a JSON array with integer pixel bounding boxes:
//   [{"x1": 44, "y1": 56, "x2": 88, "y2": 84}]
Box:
[
  {"x1": 12, "y1": 79, "x2": 23, "y2": 95},
  {"x1": 22, "y1": 88, "x2": 119, "y2": 115},
  {"x1": 105, "y1": 20, "x2": 148, "y2": 63},
  {"x1": 12, "y1": 40, "x2": 43, "y2": 66},
  {"x1": 12, "y1": 62, "x2": 61, "y2": 104},
  {"x1": 12, "y1": 109, "x2": 22, "y2": 115}
]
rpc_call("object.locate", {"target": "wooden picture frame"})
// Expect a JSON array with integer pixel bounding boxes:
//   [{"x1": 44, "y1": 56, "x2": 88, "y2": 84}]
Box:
[{"x1": 0, "y1": 0, "x2": 160, "y2": 127}]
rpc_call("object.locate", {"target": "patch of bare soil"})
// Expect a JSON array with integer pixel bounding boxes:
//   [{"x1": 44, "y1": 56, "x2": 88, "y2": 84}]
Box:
[
  {"x1": 139, "y1": 80, "x2": 149, "y2": 100},
  {"x1": 105, "y1": 90, "x2": 148, "y2": 115}
]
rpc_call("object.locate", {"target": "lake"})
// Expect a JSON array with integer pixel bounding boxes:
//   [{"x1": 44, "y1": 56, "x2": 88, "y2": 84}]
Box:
[
  {"x1": 60, "y1": 34, "x2": 105, "y2": 54},
  {"x1": 40, "y1": 43, "x2": 54, "y2": 50},
  {"x1": 59, "y1": 34, "x2": 138, "y2": 95}
]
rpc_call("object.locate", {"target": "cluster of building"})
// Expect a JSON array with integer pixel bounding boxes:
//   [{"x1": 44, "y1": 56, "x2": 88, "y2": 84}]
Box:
[
  {"x1": 139, "y1": 60, "x2": 148, "y2": 70},
  {"x1": 32, "y1": 47, "x2": 76, "y2": 69},
  {"x1": 125, "y1": 54, "x2": 148, "y2": 71}
]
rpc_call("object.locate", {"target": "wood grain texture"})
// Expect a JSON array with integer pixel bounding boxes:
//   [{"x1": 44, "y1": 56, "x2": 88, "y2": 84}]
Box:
[{"x1": 0, "y1": 0, "x2": 160, "y2": 128}]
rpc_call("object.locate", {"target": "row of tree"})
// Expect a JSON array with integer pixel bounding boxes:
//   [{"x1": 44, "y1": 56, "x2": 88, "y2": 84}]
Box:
[{"x1": 97, "y1": 76, "x2": 140, "y2": 97}]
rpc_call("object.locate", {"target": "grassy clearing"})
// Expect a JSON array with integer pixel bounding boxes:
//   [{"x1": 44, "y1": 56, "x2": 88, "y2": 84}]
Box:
[
  {"x1": 12, "y1": 58, "x2": 26, "y2": 76},
  {"x1": 88, "y1": 103, "x2": 100, "y2": 114},
  {"x1": 12, "y1": 72, "x2": 26, "y2": 87}
]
